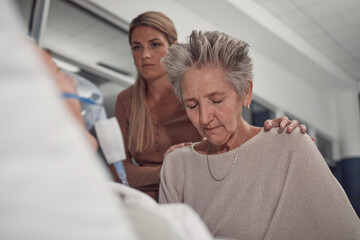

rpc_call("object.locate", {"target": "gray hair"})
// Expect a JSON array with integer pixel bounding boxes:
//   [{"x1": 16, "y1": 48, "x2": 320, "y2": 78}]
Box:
[{"x1": 162, "y1": 30, "x2": 253, "y2": 105}]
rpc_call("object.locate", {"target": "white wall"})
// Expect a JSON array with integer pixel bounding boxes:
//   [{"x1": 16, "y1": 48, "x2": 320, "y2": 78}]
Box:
[
  {"x1": 252, "y1": 50, "x2": 337, "y2": 136},
  {"x1": 89, "y1": 0, "x2": 360, "y2": 159},
  {"x1": 88, "y1": 0, "x2": 216, "y2": 43}
]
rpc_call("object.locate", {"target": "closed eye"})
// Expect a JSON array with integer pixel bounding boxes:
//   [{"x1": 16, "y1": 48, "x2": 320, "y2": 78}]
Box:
[
  {"x1": 188, "y1": 103, "x2": 198, "y2": 109},
  {"x1": 212, "y1": 99, "x2": 223, "y2": 104}
]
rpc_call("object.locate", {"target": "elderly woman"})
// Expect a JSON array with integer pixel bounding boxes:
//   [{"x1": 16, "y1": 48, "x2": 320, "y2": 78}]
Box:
[{"x1": 159, "y1": 30, "x2": 360, "y2": 239}]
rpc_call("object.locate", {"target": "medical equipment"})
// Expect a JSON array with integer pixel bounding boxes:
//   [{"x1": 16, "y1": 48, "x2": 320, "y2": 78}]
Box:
[
  {"x1": 94, "y1": 117, "x2": 129, "y2": 186},
  {"x1": 62, "y1": 70, "x2": 107, "y2": 130}
]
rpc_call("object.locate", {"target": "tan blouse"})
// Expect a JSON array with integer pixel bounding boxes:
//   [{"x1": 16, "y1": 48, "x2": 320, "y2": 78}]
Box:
[{"x1": 112, "y1": 86, "x2": 201, "y2": 201}]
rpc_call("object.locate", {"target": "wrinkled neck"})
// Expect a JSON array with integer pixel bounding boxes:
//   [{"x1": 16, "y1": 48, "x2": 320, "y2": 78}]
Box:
[{"x1": 210, "y1": 119, "x2": 249, "y2": 154}]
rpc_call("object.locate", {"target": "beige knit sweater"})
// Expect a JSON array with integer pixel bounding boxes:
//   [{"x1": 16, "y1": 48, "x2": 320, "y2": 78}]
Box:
[{"x1": 159, "y1": 128, "x2": 360, "y2": 240}]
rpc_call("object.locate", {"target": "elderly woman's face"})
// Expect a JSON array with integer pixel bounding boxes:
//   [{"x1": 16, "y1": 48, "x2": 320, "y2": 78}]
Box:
[{"x1": 182, "y1": 66, "x2": 244, "y2": 146}]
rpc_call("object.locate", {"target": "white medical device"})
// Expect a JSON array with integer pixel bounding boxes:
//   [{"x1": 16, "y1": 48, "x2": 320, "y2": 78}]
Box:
[{"x1": 94, "y1": 117, "x2": 129, "y2": 186}]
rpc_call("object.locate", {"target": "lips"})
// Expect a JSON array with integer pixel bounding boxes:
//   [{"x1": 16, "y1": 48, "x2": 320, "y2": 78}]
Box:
[
  {"x1": 142, "y1": 63, "x2": 154, "y2": 67},
  {"x1": 204, "y1": 126, "x2": 220, "y2": 132}
]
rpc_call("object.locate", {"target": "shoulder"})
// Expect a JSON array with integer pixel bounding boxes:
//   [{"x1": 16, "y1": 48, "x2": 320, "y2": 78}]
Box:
[
  {"x1": 115, "y1": 85, "x2": 133, "y2": 115},
  {"x1": 265, "y1": 128, "x2": 324, "y2": 169},
  {"x1": 258, "y1": 128, "x2": 318, "y2": 162},
  {"x1": 162, "y1": 145, "x2": 194, "y2": 169},
  {"x1": 116, "y1": 85, "x2": 133, "y2": 104},
  {"x1": 264, "y1": 127, "x2": 311, "y2": 146},
  {"x1": 280, "y1": 127, "x2": 315, "y2": 153},
  {"x1": 116, "y1": 85, "x2": 134, "y2": 106}
]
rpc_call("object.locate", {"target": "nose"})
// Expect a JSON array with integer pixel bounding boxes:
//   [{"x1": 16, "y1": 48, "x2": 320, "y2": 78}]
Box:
[
  {"x1": 199, "y1": 105, "x2": 213, "y2": 126},
  {"x1": 141, "y1": 47, "x2": 151, "y2": 59}
]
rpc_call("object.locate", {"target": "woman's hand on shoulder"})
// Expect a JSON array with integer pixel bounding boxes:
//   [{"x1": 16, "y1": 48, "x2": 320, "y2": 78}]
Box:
[
  {"x1": 264, "y1": 116, "x2": 307, "y2": 134},
  {"x1": 164, "y1": 142, "x2": 192, "y2": 158}
]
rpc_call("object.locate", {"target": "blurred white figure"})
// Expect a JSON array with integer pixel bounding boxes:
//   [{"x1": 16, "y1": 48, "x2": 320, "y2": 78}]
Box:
[
  {"x1": 0, "y1": 1, "x2": 138, "y2": 239},
  {"x1": 0, "y1": 1, "x2": 213, "y2": 240}
]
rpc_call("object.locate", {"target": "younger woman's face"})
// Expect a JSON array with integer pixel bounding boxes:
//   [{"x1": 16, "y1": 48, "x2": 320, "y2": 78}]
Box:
[{"x1": 130, "y1": 25, "x2": 170, "y2": 82}]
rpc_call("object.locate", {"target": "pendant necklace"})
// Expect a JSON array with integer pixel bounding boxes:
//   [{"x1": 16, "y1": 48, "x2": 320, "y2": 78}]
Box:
[{"x1": 206, "y1": 123, "x2": 250, "y2": 181}]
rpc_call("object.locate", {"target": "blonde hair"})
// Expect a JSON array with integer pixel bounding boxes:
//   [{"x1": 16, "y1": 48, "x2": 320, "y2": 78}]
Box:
[
  {"x1": 162, "y1": 30, "x2": 253, "y2": 105},
  {"x1": 128, "y1": 11, "x2": 177, "y2": 152}
]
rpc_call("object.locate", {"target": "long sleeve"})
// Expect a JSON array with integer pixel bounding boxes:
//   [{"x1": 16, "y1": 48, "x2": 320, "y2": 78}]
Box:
[
  {"x1": 264, "y1": 131, "x2": 360, "y2": 239},
  {"x1": 159, "y1": 151, "x2": 186, "y2": 204},
  {"x1": 113, "y1": 91, "x2": 161, "y2": 188}
]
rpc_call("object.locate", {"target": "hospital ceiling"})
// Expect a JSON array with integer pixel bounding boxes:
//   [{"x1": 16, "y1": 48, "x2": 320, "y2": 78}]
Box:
[
  {"x1": 31, "y1": 0, "x2": 360, "y2": 86},
  {"x1": 254, "y1": 0, "x2": 360, "y2": 82}
]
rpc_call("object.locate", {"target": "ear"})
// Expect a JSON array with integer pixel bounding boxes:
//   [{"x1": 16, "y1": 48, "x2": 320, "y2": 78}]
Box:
[{"x1": 243, "y1": 80, "x2": 253, "y2": 108}]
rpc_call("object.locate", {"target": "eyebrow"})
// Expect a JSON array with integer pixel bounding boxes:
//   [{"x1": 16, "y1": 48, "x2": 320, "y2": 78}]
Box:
[
  {"x1": 183, "y1": 97, "x2": 197, "y2": 103},
  {"x1": 183, "y1": 92, "x2": 226, "y2": 103},
  {"x1": 131, "y1": 38, "x2": 161, "y2": 45}
]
